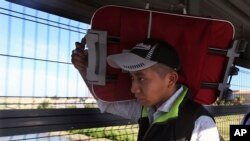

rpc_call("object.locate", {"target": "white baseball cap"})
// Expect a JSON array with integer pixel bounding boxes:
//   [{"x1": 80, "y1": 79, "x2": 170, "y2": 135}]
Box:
[{"x1": 107, "y1": 38, "x2": 181, "y2": 72}]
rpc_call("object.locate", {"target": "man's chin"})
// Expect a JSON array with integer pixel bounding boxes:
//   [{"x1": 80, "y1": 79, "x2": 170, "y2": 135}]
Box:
[{"x1": 137, "y1": 99, "x2": 151, "y2": 107}]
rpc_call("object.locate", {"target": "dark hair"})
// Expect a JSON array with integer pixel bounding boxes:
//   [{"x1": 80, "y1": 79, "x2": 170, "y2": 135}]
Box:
[{"x1": 151, "y1": 63, "x2": 175, "y2": 79}]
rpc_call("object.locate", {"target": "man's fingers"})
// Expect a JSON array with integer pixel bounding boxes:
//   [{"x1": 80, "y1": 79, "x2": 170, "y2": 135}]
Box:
[
  {"x1": 74, "y1": 62, "x2": 87, "y2": 70},
  {"x1": 71, "y1": 52, "x2": 87, "y2": 62},
  {"x1": 75, "y1": 42, "x2": 85, "y2": 51},
  {"x1": 72, "y1": 48, "x2": 88, "y2": 58},
  {"x1": 71, "y1": 53, "x2": 88, "y2": 67},
  {"x1": 71, "y1": 57, "x2": 87, "y2": 70},
  {"x1": 71, "y1": 42, "x2": 88, "y2": 71}
]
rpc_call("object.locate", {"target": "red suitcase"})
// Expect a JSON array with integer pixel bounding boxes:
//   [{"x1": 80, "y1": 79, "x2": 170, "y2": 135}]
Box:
[{"x1": 85, "y1": 5, "x2": 235, "y2": 104}]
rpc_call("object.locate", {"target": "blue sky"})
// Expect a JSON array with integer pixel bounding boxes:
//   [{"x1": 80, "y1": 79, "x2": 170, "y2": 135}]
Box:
[
  {"x1": 0, "y1": 1, "x2": 91, "y2": 97},
  {"x1": 230, "y1": 66, "x2": 250, "y2": 91},
  {"x1": 0, "y1": 0, "x2": 250, "y2": 98}
]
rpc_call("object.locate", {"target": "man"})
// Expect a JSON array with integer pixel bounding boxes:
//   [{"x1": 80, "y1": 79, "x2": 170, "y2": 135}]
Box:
[{"x1": 71, "y1": 38, "x2": 220, "y2": 141}]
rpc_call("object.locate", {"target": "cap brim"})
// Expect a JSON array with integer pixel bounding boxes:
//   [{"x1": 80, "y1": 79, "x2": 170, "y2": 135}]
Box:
[{"x1": 107, "y1": 52, "x2": 157, "y2": 71}]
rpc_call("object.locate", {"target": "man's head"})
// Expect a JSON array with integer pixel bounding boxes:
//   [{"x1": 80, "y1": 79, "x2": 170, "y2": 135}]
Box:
[{"x1": 107, "y1": 38, "x2": 181, "y2": 107}]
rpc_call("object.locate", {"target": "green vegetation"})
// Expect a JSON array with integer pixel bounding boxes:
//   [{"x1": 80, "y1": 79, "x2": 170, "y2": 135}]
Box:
[
  {"x1": 66, "y1": 105, "x2": 77, "y2": 108},
  {"x1": 214, "y1": 115, "x2": 243, "y2": 141},
  {"x1": 37, "y1": 101, "x2": 53, "y2": 109},
  {"x1": 84, "y1": 103, "x2": 97, "y2": 108},
  {"x1": 70, "y1": 125, "x2": 138, "y2": 141},
  {"x1": 214, "y1": 96, "x2": 246, "y2": 106}
]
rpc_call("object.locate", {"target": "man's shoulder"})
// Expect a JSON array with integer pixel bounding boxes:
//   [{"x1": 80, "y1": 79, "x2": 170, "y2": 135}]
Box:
[{"x1": 180, "y1": 97, "x2": 215, "y2": 120}]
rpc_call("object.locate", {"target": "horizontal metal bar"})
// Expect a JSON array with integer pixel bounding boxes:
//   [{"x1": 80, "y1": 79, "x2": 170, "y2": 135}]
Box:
[
  {"x1": 1, "y1": 106, "x2": 250, "y2": 137},
  {"x1": 0, "y1": 108, "x2": 135, "y2": 137},
  {"x1": 107, "y1": 36, "x2": 120, "y2": 43},
  {"x1": 200, "y1": 82, "x2": 219, "y2": 89},
  {"x1": 208, "y1": 48, "x2": 228, "y2": 56},
  {"x1": 205, "y1": 105, "x2": 250, "y2": 117}
]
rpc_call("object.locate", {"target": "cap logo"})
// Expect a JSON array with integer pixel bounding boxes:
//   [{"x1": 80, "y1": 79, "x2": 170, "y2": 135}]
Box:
[
  {"x1": 132, "y1": 43, "x2": 152, "y2": 50},
  {"x1": 145, "y1": 43, "x2": 157, "y2": 59}
]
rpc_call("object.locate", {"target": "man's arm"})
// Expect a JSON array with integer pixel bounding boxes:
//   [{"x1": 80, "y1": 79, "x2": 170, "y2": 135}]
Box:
[
  {"x1": 71, "y1": 42, "x2": 141, "y2": 121},
  {"x1": 190, "y1": 116, "x2": 221, "y2": 141},
  {"x1": 71, "y1": 42, "x2": 94, "y2": 95},
  {"x1": 97, "y1": 99, "x2": 141, "y2": 122}
]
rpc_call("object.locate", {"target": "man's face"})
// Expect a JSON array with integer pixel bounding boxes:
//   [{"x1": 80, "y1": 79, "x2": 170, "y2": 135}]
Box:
[{"x1": 130, "y1": 67, "x2": 174, "y2": 107}]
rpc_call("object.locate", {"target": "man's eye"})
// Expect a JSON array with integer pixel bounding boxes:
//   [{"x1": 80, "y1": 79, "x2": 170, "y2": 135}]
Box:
[
  {"x1": 138, "y1": 77, "x2": 145, "y2": 81},
  {"x1": 130, "y1": 76, "x2": 134, "y2": 81}
]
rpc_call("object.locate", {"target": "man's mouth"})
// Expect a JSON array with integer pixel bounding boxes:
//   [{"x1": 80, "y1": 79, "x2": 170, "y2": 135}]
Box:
[{"x1": 136, "y1": 97, "x2": 145, "y2": 102}]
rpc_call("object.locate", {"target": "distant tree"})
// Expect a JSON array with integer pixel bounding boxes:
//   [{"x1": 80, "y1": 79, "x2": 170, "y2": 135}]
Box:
[
  {"x1": 84, "y1": 103, "x2": 97, "y2": 108},
  {"x1": 66, "y1": 105, "x2": 77, "y2": 108},
  {"x1": 214, "y1": 96, "x2": 246, "y2": 106},
  {"x1": 37, "y1": 101, "x2": 52, "y2": 109}
]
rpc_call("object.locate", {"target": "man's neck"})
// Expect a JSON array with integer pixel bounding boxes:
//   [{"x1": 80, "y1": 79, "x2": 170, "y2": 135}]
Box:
[{"x1": 154, "y1": 84, "x2": 179, "y2": 109}]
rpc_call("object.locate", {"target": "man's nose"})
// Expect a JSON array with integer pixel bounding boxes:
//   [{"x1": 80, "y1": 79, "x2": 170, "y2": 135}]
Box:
[{"x1": 131, "y1": 80, "x2": 140, "y2": 94}]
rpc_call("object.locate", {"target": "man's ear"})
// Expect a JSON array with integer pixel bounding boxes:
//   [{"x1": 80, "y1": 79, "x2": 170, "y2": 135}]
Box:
[{"x1": 166, "y1": 71, "x2": 178, "y2": 87}]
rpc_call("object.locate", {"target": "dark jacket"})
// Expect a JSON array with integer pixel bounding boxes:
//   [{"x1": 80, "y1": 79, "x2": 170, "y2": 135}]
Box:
[{"x1": 137, "y1": 86, "x2": 214, "y2": 141}]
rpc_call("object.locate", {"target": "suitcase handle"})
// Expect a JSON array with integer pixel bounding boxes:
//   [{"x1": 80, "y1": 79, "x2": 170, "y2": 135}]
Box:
[{"x1": 85, "y1": 30, "x2": 107, "y2": 86}]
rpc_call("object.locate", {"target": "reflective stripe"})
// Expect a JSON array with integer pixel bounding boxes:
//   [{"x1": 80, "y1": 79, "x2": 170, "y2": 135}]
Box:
[
  {"x1": 154, "y1": 86, "x2": 188, "y2": 123},
  {"x1": 140, "y1": 86, "x2": 188, "y2": 123},
  {"x1": 141, "y1": 106, "x2": 148, "y2": 118}
]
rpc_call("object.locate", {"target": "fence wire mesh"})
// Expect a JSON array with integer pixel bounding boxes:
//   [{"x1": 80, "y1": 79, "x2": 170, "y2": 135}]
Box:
[
  {"x1": 1, "y1": 124, "x2": 139, "y2": 141},
  {"x1": 0, "y1": 0, "x2": 93, "y2": 110}
]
